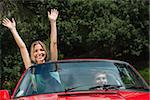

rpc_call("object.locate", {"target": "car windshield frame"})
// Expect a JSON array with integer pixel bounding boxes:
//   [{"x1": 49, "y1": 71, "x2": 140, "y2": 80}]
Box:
[{"x1": 13, "y1": 60, "x2": 149, "y2": 98}]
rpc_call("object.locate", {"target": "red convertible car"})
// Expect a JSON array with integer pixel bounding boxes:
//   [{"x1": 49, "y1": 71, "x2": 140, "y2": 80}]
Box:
[{"x1": 0, "y1": 59, "x2": 149, "y2": 100}]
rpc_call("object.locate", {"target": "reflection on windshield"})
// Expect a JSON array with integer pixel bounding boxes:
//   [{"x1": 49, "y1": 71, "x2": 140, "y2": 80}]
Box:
[
  {"x1": 15, "y1": 63, "x2": 63, "y2": 97},
  {"x1": 14, "y1": 61, "x2": 149, "y2": 98},
  {"x1": 59, "y1": 61, "x2": 124, "y2": 90}
]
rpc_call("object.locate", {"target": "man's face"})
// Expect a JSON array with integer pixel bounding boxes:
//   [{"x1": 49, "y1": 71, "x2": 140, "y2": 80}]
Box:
[{"x1": 96, "y1": 73, "x2": 108, "y2": 85}]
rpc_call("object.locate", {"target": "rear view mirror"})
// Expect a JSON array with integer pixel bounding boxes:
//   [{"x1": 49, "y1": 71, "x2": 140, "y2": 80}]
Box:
[{"x1": 0, "y1": 90, "x2": 10, "y2": 100}]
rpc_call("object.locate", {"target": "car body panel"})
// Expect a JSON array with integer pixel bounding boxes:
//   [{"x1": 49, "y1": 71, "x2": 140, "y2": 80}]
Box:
[{"x1": 14, "y1": 90, "x2": 149, "y2": 100}]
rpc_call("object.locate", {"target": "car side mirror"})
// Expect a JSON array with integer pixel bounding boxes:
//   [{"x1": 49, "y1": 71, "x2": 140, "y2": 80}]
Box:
[{"x1": 0, "y1": 90, "x2": 10, "y2": 100}]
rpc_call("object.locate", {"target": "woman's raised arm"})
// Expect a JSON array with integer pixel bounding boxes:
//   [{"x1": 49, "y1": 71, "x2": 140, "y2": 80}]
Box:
[
  {"x1": 2, "y1": 18, "x2": 31, "y2": 69},
  {"x1": 48, "y1": 9, "x2": 59, "y2": 61}
]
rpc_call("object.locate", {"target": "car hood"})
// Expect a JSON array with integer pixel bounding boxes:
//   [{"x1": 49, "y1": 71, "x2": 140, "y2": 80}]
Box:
[{"x1": 14, "y1": 90, "x2": 149, "y2": 100}]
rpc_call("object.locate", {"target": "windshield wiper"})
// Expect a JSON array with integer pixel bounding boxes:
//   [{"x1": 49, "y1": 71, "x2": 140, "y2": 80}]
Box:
[
  {"x1": 65, "y1": 84, "x2": 122, "y2": 92},
  {"x1": 65, "y1": 86, "x2": 84, "y2": 92},
  {"x1": 89, "y1": 85, "x2": 122, "y2": 90},
  {"x1": 126, "y1": 86, "x2": 149, "y2": 91},
  {"x1": 65, "y1": 84, "x2": 98, "y2": 92}
]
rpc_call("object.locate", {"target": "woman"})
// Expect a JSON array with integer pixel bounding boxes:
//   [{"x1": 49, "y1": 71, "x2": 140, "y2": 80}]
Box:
[{"x1": 2, "y1": 9, "x2": 59, "y2": 69}]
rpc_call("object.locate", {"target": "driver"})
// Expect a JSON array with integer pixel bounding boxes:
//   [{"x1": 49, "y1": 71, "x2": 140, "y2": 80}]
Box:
[{"x1": 95, "y1": 72, "x2": 108, "y2": 85}]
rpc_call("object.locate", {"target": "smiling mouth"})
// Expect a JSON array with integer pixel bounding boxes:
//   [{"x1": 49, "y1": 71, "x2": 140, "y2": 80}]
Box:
[{"x1": 36, "y1": 53, "x2": 45, "y2": 60}]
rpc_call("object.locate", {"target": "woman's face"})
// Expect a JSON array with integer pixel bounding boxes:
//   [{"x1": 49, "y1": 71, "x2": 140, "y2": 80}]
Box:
[{"x1": 33, "y1": 44, "x2": 46, "y2": 64}]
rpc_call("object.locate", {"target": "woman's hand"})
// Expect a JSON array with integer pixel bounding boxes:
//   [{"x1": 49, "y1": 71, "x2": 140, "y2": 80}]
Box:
[
  {"x1": 2, "y1": 18, "x2": 16, "y2": 30},
  {"x1": 48, "y1": 9, "x2": 59, "y2": 22}
]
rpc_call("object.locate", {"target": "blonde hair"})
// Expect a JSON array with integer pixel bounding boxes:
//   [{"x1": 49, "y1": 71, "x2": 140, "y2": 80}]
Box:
[{"x1": 30, "y1": 41, "x2": 49, "y2": 63}]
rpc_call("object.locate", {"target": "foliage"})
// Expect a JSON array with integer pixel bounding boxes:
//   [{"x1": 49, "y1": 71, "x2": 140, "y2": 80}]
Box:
[
  {"x1": 0, "y1": 0, "x2": 149, "y2": 93},
  {"x1": 45, "y1": 0, "x2": 149, "y2": 61},
  {"x1": 1, "y1": 53, "x2": 23, "y2": 94},
  {"x1": 139, "y1": 67, "x2": 150, "y2": 85}
]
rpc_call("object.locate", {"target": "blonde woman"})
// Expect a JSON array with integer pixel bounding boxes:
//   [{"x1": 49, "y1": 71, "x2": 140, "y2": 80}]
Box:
[{"x1": 2, "y1": 9, "x2": 59, "y2": 69}]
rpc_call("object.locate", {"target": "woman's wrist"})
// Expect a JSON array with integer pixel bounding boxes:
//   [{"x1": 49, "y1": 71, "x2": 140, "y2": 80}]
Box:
[
  {"x1": 10, "y1": 27, "x2": 17, "y2": 31},
  {"x1": 49, "y1": 19, "x2": 56, "y2": 23},
  {"x1": 50, "y1": 20, "x2": 57, "y2": 25}
]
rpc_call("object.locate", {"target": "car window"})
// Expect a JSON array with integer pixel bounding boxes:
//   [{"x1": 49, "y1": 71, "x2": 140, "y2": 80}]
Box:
[
  {"x1": 59, "y1": 61, "x2": 123, "y2": 90},
  {"x1": 14, "y1": 61, "x2": 149, "y2": 98},
  {"x1": 115, "y1": 63, "x2": 149, "y2": 90},
  {"x1": 15, "y1": 63, "x2": 63, "y2": 97}
]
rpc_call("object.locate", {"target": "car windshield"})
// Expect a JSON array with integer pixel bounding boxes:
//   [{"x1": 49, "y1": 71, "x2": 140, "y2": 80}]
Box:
[{"x1": 14, "y1": 60, "x2": 149, "y2": 98}]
